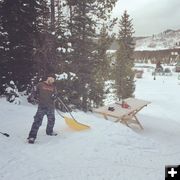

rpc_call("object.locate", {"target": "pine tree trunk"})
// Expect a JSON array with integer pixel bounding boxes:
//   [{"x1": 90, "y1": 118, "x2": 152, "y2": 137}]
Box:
[{"x1": 51, "y1": 0, "x2": 55, "y2": 32}]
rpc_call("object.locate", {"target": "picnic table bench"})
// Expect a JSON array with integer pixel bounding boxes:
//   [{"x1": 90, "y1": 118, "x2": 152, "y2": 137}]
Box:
[{"x1": 93, "y1": 98, "x2": 151, "y2": 129}]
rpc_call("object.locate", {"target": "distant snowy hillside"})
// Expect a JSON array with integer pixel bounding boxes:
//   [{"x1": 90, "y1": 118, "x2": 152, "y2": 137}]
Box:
[{"x1": 135, "y1": 29, "x2": 180, "y2": 51}]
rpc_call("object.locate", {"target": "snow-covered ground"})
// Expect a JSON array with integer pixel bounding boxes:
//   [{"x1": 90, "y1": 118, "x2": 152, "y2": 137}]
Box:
[
  {"x1": 1, "y1": 66, "x2": 180, "y2": 180},
  {"x1": 135, "y1": 29, "x2": 180, "y2": 51}
]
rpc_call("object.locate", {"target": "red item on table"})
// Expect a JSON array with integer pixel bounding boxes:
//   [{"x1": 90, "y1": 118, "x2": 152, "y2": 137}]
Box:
[{"x1": 121, "y1": 101, "x2": 130, "y2": 109}]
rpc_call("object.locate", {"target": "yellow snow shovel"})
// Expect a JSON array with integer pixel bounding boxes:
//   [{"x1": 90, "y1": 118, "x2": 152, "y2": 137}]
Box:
[
  {"x1": 56, "y1": 97, "x2": 90, "y2": 131},
  {"x1": 63, "y1": 116, "x2": 90, "y2": 131}
]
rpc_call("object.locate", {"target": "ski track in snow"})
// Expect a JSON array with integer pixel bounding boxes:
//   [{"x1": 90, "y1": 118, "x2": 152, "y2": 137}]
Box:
[{"x1": 1, "y1": 65, "x2": 180, "y2": 180}]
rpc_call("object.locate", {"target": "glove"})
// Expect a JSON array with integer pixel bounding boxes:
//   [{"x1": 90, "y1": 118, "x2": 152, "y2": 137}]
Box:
[{"x1": 51, "y1": 93, "x2": 58, "y2": 100}]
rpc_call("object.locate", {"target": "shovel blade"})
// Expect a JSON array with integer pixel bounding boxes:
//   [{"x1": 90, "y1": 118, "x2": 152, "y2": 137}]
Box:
[{"x1": 64, "y1": 116, "x2": 90, "y2": 131}]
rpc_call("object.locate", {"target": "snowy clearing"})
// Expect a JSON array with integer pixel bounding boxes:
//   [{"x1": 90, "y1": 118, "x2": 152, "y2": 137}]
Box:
[{"x1": 1, "y1": 66, "x2": 180, "y2": 180}]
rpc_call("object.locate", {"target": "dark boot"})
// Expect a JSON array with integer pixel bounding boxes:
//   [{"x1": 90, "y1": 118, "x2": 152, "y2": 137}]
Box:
[
  {"x1": 28, "y1": 137, "x2": 35, "y2": 144},
  {"x1": 46, "y1": 132, "x2": 58, "y2": 136}
]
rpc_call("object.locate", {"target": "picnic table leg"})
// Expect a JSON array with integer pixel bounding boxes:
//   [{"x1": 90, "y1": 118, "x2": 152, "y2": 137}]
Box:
[
  {"x1": 133, "y1": 115, "x2": 143, "y2": 129},
  {"x1": 116, "y1": 117, "x2": 130, "y2": 127},
  {"x1": 103, "y1": 114, "x2": 108, "y2": 120},
  {"x1": 131, "y1": 107, "x2": 145, "y2": 130},
  {"x1": 123, "y1": 119, "x2": 130, "y2": 127}
]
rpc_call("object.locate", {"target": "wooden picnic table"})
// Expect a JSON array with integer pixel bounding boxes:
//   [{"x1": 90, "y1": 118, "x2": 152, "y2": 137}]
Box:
[{"x1": 93, "y1": 98, "x2": 151, "y2": 129}]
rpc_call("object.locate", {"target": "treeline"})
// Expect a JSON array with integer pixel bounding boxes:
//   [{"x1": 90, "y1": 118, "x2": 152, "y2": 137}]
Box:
[{"x1": 0, "y1": 0, "x2": 135, "y2": 110}]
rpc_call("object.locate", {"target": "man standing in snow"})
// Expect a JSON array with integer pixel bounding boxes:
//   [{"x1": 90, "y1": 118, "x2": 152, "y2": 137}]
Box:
[{"x1": 27, "y1": 73, "x2": 58, "y2": 144}]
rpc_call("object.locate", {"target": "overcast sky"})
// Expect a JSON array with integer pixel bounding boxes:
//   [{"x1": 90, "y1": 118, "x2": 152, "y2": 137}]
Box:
[{"x1": 112, "y1": 0, "x2": 180, "y2": 36}]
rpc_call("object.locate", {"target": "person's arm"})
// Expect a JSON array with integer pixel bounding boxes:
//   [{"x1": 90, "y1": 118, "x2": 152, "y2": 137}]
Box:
[
  {"x1": 34, "y1": 83, "x2": 40, "y2": 100},
  {"x1": 50, "y1": 83, "x2": 58, "y2": 101}
]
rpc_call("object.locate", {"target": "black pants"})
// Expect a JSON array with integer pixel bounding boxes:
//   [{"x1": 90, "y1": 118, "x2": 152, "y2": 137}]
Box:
[{"x1": 28, "y1": 105, "x2": 55, "y2": 139}]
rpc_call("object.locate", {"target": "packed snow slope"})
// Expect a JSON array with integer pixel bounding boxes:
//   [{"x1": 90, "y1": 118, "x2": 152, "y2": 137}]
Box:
[{"x1": 0, "y1": 66, "x2": 180, "y2": 180}]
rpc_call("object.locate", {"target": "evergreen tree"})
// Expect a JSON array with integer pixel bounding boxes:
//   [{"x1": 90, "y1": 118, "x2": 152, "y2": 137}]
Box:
[
  {"x1": 0, "y1": 0, "x2": 118, "y2": 107},
  {"x1": 0, "y1": 0, "x2": 48, "y2": 91},
  {"x1": 115, "y1": 10, "x2": 135, "y2": 100},
  {"x1": 32, "y1": 0, "x2": 55, "y2": 78},
  {"x1": 54, "y1": 0, "x2": 70, "y2": 74},
  {"x1": 34, "y1": 0, "x2": 68, "y2": 77},
  {"x1": 89, "y1": 24, "x2": 114, "y2": 107},
  {"x1": 66, "y1": 0, "x2": 117, "y2": 111},
  {"x1": 0, "y1": 1, "x2": 9, "y2": 94},
  {"x1": 51, "y1": 0, "x2": 77, "y2": 106},
  {"x1": 71, "y1": 5, "x2": 95, "y2": 110}
]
